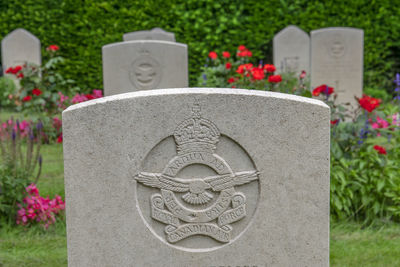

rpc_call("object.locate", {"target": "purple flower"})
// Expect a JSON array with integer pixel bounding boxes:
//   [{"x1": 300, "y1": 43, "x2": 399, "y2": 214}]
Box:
[
  {"x1": 29, "y1": 130, "x2": 34, "y2": 140},
  {"x1": 37, "y1": 121, "x2": 43, "y2": 131},
  {"x1": 12, "y1": 129, "x2": 16, "y2": 140}
]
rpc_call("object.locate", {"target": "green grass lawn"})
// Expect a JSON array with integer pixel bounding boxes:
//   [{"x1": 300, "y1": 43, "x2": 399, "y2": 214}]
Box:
[{"x1": 0, "y1": 132, "x2": 399, "y2": 266}]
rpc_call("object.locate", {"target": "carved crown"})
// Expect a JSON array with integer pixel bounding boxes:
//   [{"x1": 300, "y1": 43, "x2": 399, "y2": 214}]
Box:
[{"x1": 174, "y1": 102, "x2": 220, "y2": 154}]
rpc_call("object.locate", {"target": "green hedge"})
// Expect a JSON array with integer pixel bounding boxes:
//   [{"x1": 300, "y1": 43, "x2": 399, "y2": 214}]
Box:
[{"x1": 1, "y1": 0, "x2": 400, "y2": 93}]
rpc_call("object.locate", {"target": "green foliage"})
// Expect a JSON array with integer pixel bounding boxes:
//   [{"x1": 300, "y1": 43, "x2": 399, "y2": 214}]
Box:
[
  {"x1": 0, "y1": 118, "x2": 43, "y2": 224},
  {"x1": 330, "y1": 103, "x2": 400, "y2": 223},
  {"x1": 4, "y1": 50, "x2": 78, "y2": 118},
  {"x1": 1, "y1": 0, "x2": 400, "y2": 92},
  {"x1": 0, "y1": 76, "x2": 16, "y2": 109},
  {"x1": 330, "y1": 137, "x2": 400, "y2": 223},
  {"x1": 0, "y1": 165, "x2": 30, "y2": 224}
]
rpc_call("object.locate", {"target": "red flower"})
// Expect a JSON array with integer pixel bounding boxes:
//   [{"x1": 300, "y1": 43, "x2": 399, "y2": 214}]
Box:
[
  {"x1": 251, "y1": 67, "x2": 265, "y2": 80},
  {"x1": 5, "y1": 65, "x2": 23, "y2": 75},
  {"x1": 238, "y1": 45, "x2": 246, "y2": 51},
  {"x1": 85, "y1": 94, "x2": 95, "y2": 100},
  {"x1": 222, "y1": 51, "x2": 230, "y2": 58},
  {"x1": 312, "y1": 84, "x2": 334, "y2": 96},
  {"x1": 225, "y1": 62, "x2": 232, "y2": 70},
  {"x1": 57, "y1": 133, "x2": 63, "y2": 143},
  {"x1": 32, "y1": 88, "x2": 42, "y2": 96},
  {"x1": 237, "y1": 49, "x2": 252, "y2": 57},
  {"x1": 227, "y1": 77, "x2": 235, "y2": 84},
  {"x1": 373, "y1": 145, "x2": 387, "y2": 155},
  {"x1": 208, "y1": 51, "x2": 217, "y2": 60},
  {"x1": 47, "y1": 45, "x2": 59, "y2": 51},
  {"x1": 330, "y1": 119, "x2": 339, "y2": 125},
  {"x1": 236, "y1": 63, "x2": 253, "y2": 75},
  {"x1": 358, "y1": 95, "x2": 381, "y2": 113},
  {"x1": 264, "y1": 64, "x2": 276, "y2": 73},
  {"x1": 268, "y1": 75, "x2": 282, "y2": 83},
  {"x1": 23, "y1": 95, "x2": 32, "y2": 102},
  {"x1": 299, "y1": 70, "x2": 306, "y2": 79},
  {"x1": 17, "y1": 72, "x2": 24, "y2": 78}
]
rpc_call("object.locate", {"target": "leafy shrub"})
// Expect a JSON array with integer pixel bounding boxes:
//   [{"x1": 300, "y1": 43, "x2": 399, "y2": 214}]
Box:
[
  {"x1": 0, "y1": 118, "x2": 43, "y2": 224},
  {"x1": 0, "y1": 165, "x2": 30, "y2": 224},
  {"x1": 199, "y1": 45, "x2": 311, "y2": 97},
  {"x1": 3, "y1": 45, "x2": 78, "y2": 119},
  {"x1": 1, "y1": 0, "x2": 400, "y2": 92}
]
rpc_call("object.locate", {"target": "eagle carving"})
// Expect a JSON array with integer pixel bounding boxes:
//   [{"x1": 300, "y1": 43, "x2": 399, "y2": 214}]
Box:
[{"x1": 134, "y1": 170, "x2": 259, "y2": 205}]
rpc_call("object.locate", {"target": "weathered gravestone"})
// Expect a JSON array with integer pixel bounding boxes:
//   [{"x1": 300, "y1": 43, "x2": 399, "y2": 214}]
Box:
[
  {"x1": 63, "y1": 88, "x2": 330, "y2": 266},
  {"x1": 273, "y1": 25, "x2": 310, "y2": 75},
  {"x1": 311, "y1": 27, "x2": 364, "y2": 108},
  {"x1": 102, "y1": 41, "x2": 188, "y2": 96},
  {"x1": 1, "y1": 28, "x2": 41, "y2": 74},
  {"x1": 123, "y1": 27, "x2": 176, "y2": 42}
]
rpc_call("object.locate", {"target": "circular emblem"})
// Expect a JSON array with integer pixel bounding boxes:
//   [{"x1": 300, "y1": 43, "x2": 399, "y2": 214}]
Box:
[
  {"x1": 328, "y1": 37, "x2": 345, "y2": 58},
  {"x1": 133, "y1": 101, "x2": 260, "y2": 251},
  {"x1": 129, "y1": 54, "x2": 161, "y2": 90}
]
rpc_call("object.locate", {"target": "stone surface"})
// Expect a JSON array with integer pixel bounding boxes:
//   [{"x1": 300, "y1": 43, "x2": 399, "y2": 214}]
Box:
[
  {"x1": 123, "y1": 27, "x2": 176, "y2": 42},
  {"x1": 273, "y1": 25, "x2": 310, "y2": 75},
  {"x1": 102, "y1": 41, "x2": 188, "y2": 96},
  {"x1": 311, "y1": 27, "x2": 364, "y2": 108},
  {"x1": 63, "y1": 88, "x2": 330, "y2": 267},
  {"x1": 1, "y1": 28, "x2": 41, "y2": 74}
]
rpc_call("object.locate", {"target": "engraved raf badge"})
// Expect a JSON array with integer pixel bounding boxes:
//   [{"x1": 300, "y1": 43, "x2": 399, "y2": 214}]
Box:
[{"x1": 134, "y1": 101, "x2": 260, "y2": 245}]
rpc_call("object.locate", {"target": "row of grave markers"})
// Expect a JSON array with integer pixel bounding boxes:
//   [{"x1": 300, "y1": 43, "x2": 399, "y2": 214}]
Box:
[
  {"x1": 1, "y1": 27, "x2": 332, "y2": 266},
  {"x1": 274, "y1": 25, "x2": 364, "y2": 108},
  {"x1": 2, "y1": 26, "x2": 363, "y2": 108}
]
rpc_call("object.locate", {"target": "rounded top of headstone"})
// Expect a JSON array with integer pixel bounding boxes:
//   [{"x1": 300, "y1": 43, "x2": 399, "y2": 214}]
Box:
[
  {"x1": 123, "y1": 27, "x2": 176, "y2": 42},
  {"x1": 274, "y1": 25, "x2": 308, "y2": 39},
  {"x1": 103, "y1": 40, "x2": 186, "y2": 50},
  {"x1": 64, "y1": 88, "x2": 329, "y2": 114},
  {"x1": 311, "y1": 27, "x2": 364, "y2": 36},
  {"x1": 2, "y1": 28, "x2": 40, "y2": 44}
]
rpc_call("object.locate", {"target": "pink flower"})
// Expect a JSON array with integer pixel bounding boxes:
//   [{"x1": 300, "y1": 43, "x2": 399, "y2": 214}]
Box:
[
  {"x1": 16, "y1": 184, "x2": 65, "y2": 228},
  {"x1": 371, "y1": 116, "x2": 389, "y2": 129},
  {"x1": 26, "y1": 184, "x2": 39, "y2": 196},
  {"x1": 92, "y1": 89, "x2": 103, "y2": 98},
  {"x1": 53, "y1": 117, "x2": 62, "y2": 131},
  {"x1": 57, "y1": 133, "x2": 63, "y2": 143},
  {"x1": 72, "y1": 94, "x2": 88, "y2": 104}
]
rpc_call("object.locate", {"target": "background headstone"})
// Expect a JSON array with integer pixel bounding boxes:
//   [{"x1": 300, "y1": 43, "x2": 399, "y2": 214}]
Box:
[
  {"x1": 1, "y1": 28, "x2": 41, "y2": 74},
  {"x1": 123, "y1": 28, "x2": 176, "y2": 42},
  {"x1": 273, "y1": 25, "x2": 310, "y2": 75},
  {"x1": 63, "y1": 88, "x2": 330, "y2": 266},
  {"x1": 102, "y1": 41, "x2": 188, "y2": 96},
  {"x1": 311, "y1": 27, "x2": 364, "y2": 108}
]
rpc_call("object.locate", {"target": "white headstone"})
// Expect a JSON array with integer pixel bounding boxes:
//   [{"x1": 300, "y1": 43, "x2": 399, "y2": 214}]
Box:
[
  {"x1": 123, "y1": 28, "x2": 176, "y2": 42},
  {"x1": 63, "y1": 88, "x2": 330, "y2": 266},
  {"x1": 102, "y1": 41, "x2": 188, "y2": 96},
  {"x1": 1, "y1": 28, "x2": 41, "y2": 74},
  {"x1": 311, "y1": 27, "x2": 364, "y2": 107},
  {"x1": 273, "y1": 25, "x2": 310, "y2": 75}
]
